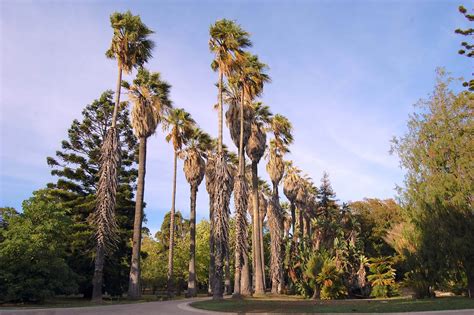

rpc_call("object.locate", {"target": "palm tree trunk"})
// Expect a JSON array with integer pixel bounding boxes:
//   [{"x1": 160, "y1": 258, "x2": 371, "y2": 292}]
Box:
[
  {"x1": 212, "y1": 155, "x2": 231, "y2": 300},
  {"x1": 233, "y1": 87, "x2": 247, "y2": 297},
  {"x1": 128, "y1": 137, "x2": 147, "y2": 299},
  {"x1": 187, "y1": 184, "x2": 198, "y2": 297},
  {"x1": 91, "y1": 66, "x2": 122, "y2": 302},
  {"x1": 252, "y1": 161, "x2": 265, "y2": 295},
  {"x1": 260, "y1": 214, "x2": 266, "y2": 289},
  {"x1": 290, "y1": 202, "x2": 296, "y2": 239},
  {"x1": 298, "y1": 206, "x2": 304, "y2": 243},
  {"x1": 111, "y1": 67, "x2": 123, "y2": 128},
  {"x1": 91, "y1": 244, "x2": 105, "y2": 301},
  {"x1": 241, "y1": 249, "x2": 252, "y2": 295},
  {"x1": 224, "y1": 250, "x2": 231, "y2": 295},
  {"x1": 167, "y1": 151, "x2": 178, "y2": 296},
  {"x1": 208, "y1": 200, "x2": 215, "y2": 296},
  {"x1": 217, "y1": 68, "x2": 223, "y2": 153}
]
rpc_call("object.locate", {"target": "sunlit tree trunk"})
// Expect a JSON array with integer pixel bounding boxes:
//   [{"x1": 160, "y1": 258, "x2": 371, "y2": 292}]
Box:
[
  {"x1": 128, "y1": 137, "x2": 147, "y2": 298},
  {"x1": 167, "y1": 151, "x2": 178, "y2": 296}
]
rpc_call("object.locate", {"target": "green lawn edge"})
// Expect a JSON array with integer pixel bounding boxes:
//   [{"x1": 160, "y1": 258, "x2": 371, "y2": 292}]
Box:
[{"x1": 190, "y1": 296, "x2": 474, "y2": 313}]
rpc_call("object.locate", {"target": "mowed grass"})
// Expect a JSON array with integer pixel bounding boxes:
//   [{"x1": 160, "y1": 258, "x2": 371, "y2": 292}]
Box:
[{"x1": 191, "y1": 295, "x2": 474, "y2": 313}]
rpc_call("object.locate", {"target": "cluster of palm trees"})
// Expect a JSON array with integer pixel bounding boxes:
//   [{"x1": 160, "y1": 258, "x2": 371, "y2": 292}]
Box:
[{"x1": 91, "y1": 11, "x2": 324, "y2": 302}]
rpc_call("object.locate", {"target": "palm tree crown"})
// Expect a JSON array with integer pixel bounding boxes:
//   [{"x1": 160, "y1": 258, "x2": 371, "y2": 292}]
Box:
[
  {"x1": 128, "y1": 68, "x2": 172, "y2": 138},
  {"x1": 106, "y1": 11, "x2": 154, "y2": 74},
  {"x1": 164, "y1": 108, "x2": 196, "y2": 152},
  {"x1": 209, "y1": 19, "x2": 252, "y2": 75}
]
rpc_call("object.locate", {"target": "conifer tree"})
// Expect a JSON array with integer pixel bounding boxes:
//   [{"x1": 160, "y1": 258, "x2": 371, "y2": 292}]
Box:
[{"x1": 46, "y1": 91, "x2": 137, "y2": 297}]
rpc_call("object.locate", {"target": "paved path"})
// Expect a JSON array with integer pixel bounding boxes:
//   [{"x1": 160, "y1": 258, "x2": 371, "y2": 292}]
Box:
[{"x1": 1, "y1": 298, "x2": 473, "y2": 315}]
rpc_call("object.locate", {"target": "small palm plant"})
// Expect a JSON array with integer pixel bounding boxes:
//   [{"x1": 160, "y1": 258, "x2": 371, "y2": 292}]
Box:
[
  {"x1": 367, "y1": 256, "x2": 397, "y2": 298},
  {"x1": 317, "y1": 257, "x2": 347, "y2": 300}
]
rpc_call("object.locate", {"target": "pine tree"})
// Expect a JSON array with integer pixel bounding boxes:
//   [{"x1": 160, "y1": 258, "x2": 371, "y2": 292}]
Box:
[
  {"x1": 316, "y1": 172, "x2": 339, "y2": 251},
  {"x1": 46, "y1": 91, "x2": 138, "y2": 297}
]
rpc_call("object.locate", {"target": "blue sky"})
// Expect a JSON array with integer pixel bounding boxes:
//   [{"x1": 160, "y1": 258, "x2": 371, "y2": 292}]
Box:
[{"x1": 1, "y1": 0, "x2": 471, "y2": 235}]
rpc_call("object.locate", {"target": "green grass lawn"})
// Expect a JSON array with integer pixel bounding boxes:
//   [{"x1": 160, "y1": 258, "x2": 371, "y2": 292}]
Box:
[{"x1": 191, "y1": 295, "x2": 474, "y2": 313}]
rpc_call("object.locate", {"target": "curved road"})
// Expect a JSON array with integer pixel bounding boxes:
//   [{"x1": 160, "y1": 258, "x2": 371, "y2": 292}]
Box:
[{"x1": 1, "y1": 298, "x2": 473, "y2": 315}]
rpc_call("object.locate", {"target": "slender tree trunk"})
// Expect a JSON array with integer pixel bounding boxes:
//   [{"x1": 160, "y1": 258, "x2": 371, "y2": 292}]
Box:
[
  {"x1": 208, "y1": 200, "x2": 215, "y2": 296},
  {"x1": 298, "y1": 206, "x2": 304, "y2": 243},
  {"x1": 224, "y1": 250, "x2": 231, "y2": 295},
  {"x1": 290, "y1": 202, "x2": 296, "y2": 238},
  {"x1": 91, "y1": 245, "x2": 105, "y2": 301},
  {"x1": 252, "y1": 161, "x2": 265, "y2": 295},
  {"x1": 167, "y1": 151, "x2": 178, "y2": 296},
  {"x1": 212, "y1": 155, "x2": 231, "y2": 300},
  {"x1": 241, "y1": 248, "x2": 252, "y2": 295},
  {"x1": 260, "y1": 213, "x2": 266, "y2": 290},
  {"x1": 111, "y1": 67, "x2": 123, "y2": 128},
  {"x1": 467, "y1": 269, "x2": 474, "y2": 298},
  {"x1": 233, "y1": 87, "x2": 247, "y2": 297},
  {"x1": 128, "y1": 137, "x2": 147, "y2": 299},
  {"x1": 311, "y1": 286, "x2": 320, "y2": 299},
  {"x1": 91, "y1": 66, "x2": 123, "y2": 302},
  {"x1": 218, "y1": 68, "x2": 223, "y2": 153},
  {"x1": 187, "y1": 185, "x2": 198, "y2": 297}
]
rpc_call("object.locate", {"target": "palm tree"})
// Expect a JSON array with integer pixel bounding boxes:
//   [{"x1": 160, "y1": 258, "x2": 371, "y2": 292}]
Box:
[
  {"x1": 209, "y1": 19, "x2": 251, "y2": 299},
  {"x1": 163, "y1": 108, "x2": 195, "y2": 296},
  {"x1": 266, "y1": 114, "x2": 293, "y2": 293},
  {"x1": 224, "y1": 72, "x2": 253, "y2": 297},
  {"x1": 127, "y1": 68, "x2": 171, "y2": 299},
  {"x1": 246, "y1": 101, "x2": 272, "y2": 294},
  {"x1": 283, "y1": 163, "x2": 301, "y2": 245},
  {"x1": 209, "y1": 19, "x2": 251, "y2": 153},
  {"x1": 92, "y1": 11, "x2": 154, "y2": 302},
  {"x1": 204, "y1": 148, "x2": 216, "y2": 296},
  {"x1": 183, "y1": 128, "x2": 212, "y2": 297}
]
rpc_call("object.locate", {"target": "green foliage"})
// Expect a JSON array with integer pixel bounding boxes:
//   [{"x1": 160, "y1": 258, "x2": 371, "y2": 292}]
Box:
[
  {"x1": 317, "y1": 257, "x2": 347, "y2": 299},
  {"x1": 141, "y1": 214, "x2": 212, "y2": 294},
  {"x1": 46, "y1": 91, "x2": 138, "y2": 297},
  {"x1": 454, "y1": 6, "x2": 474, "y2": 90},
  {"x1": 351, "y1": 199, "x2": 402, "y2": 258},
  {"x1": 367, "y1": 257, "x2": 397, "y2": 298},
  {"x1": 391, "y1": 70, "x2": 474, "y2": 295},
  {"x1": 0, "y1": 190, "x2": 78, "y2": 302}
]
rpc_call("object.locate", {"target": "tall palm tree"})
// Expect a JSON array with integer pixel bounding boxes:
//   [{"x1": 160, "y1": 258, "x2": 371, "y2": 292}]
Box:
[
  {"x1": 266, "y1": 113, "x2": 293, "y2": 294},
  {"x1": 229, "y1": 52, "x2": 271, "y2": 295},
  {"x1": 225, "y1": 75, "x2": 253, "y2": 297},
  {"x1": 246, "y1": 101, "x2": 272, "y2": 295},
  {"x1": 209, "y1": 19, "x2": 251, "y2": 299},
  {"x1": 204, "y1": 147, "x2": 216, "y2": 296},
  {"x1": 92, "y1": 11, "x2": 154, "y2": 302},
  {"x1": 183, "y1": 128, "x2": 212, "y2": 297},
  {"x1": 127, "y1": 68, "x2": 171, "y2": 299},
  {"x1": 283, "y1": 163, "x2": 301, "y2": 243},
  {"x1": 163, "y1": 108, "x2": 196, "y2": 296}
]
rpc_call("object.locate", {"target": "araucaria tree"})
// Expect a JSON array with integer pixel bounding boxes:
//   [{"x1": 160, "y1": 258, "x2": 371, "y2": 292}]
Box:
[
  {"x1": 47, "y1": 91, "x2": 137, "y2": 298},
  {"x1": 183, "y1": 128, "x2": 212, "y2": 297},
  {"x1": 92, "y1": 11, "x2": 154, "y2": 301},
  {"x1": 164, "y1": 108, "x2": 195, "y2": 296},
  {"x1": 127, "y1": 68, "x2": 171, "y2": 299},
  {"x1": 209, "y1": 19, "x2": 251, "y2": 299}
]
